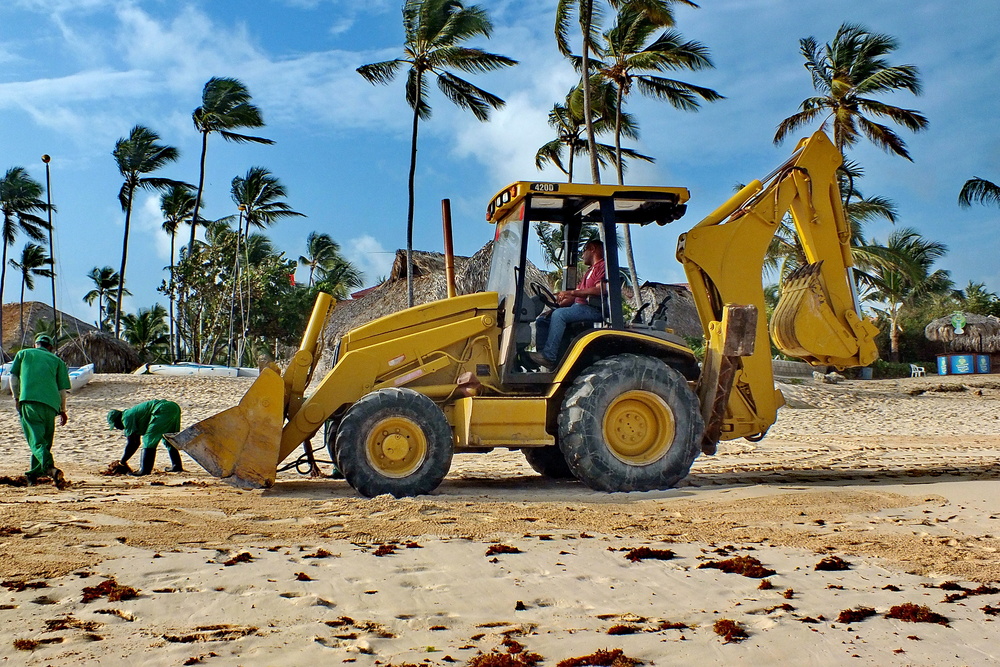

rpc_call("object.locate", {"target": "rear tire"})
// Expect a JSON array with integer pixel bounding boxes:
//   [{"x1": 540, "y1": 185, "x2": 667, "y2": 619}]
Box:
[
  {"x1": 522, "y1": 446, "x2": 574, "y2": 479},
  {"x1": 558, "y1": 354, "x2": 703, "y2": 492},
  {"x1": 335, "y1": 388, "x2": 453, "y2": 498}
]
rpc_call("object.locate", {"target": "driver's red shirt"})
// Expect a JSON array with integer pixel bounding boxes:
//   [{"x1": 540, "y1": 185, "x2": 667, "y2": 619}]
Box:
[{"x1": 576, "y1": 259, "x2": 606, "y2": 305}]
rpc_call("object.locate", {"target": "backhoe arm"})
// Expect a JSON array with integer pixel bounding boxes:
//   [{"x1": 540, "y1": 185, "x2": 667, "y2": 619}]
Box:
[{"x1": 677, "y1": 130, "x2": 879, "y2": 442}]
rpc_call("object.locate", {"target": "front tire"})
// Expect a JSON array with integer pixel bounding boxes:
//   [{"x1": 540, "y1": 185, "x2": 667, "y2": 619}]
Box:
[
  {"x1": 335, "y1": 388, "x2": 454, "y2": 498},
  {"x1": 558, "y1": 354, "x2": 703, "y2": 492}
]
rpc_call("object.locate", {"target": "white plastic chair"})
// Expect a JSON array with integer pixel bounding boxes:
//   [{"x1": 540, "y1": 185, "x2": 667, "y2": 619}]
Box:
[{"x1": 910, "y1": 363, "x2": 926, "y2": 378}]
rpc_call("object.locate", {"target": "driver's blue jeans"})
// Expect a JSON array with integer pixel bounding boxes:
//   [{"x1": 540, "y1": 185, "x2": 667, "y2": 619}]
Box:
[{"x1": 535, "y1": 303, "x2": 603, "y2": 362}]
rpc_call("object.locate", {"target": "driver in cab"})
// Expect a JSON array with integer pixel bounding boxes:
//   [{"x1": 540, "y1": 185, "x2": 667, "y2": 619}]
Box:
[{"x1": 529, "y1": 239, "x2": 605, "y2": 370}]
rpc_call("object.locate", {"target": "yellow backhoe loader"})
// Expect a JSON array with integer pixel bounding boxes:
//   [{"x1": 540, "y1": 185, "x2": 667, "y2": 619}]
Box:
[{"x1": 166, "y1": 130, "x2": 879, "y2": 497}]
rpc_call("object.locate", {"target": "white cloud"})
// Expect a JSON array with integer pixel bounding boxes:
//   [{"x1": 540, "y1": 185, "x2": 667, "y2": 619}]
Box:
[
  {"x1": 136, "y1": 193, "x2": 172, "y2": 264},
  {"x1": 345, "y1": 235, "x2": 394, "y2": 286}
]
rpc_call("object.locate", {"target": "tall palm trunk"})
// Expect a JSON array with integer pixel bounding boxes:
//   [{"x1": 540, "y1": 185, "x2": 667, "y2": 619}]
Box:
[
  {"x1": 614, "y1": 86, "x2": 642, "y2": 309},
  {"x1": 0, "y1": 236, "x2": 9, "y2": 355},
  {"x1": 19, "y1": 276, "x2": 26, "y2": 345},
  {"x1": 168, "y1": 234, "x2": 176, "y2": 362},
  {"x1": 190, "y1": 131, "x2": 209, "y2": 250},
  {"x1": 405, "y1": 71, "x2": 423, "y2": 309},
  {"x1": 581, "y1": 0, "x2": 600, "y2": 185},
  {"x1": 115, "y1": 188, "x2": 135, "y2": 337}
]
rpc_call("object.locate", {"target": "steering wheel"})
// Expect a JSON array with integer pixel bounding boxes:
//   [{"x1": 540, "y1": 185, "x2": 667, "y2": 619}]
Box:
[{"x1": 530, "y1": 282, "x2": 561, "y2": 310}]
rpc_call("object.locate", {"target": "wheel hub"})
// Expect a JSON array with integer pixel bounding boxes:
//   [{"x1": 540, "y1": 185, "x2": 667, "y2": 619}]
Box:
[
  {"x1": 603, "y1": 390, "x2": 675, "y2": 465},
  {"x1": 365, "y1": 417, "x2": 427, "y2": 478}
]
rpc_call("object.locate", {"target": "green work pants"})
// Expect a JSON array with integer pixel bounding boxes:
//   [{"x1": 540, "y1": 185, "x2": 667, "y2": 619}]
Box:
[
  {"x1": 19, "y1": 401, "x2": 57, "y2": 479},
  {"x1": 143, "y1": 401, "x2": 182, "y2": 450}
]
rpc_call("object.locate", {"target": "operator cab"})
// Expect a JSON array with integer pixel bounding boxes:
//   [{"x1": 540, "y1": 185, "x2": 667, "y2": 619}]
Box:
[{"x1": 484, "y1": 181, "x2": 690, "y2": 385}]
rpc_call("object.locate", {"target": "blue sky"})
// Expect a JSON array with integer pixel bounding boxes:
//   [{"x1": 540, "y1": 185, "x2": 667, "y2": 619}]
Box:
[{"x1": 1, "y1": 0, "x2": 999, "y2": 327}]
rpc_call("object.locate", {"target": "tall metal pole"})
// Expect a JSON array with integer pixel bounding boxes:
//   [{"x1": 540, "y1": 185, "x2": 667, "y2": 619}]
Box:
[{"x1": 41, "y1": 155, "x2": 57, "y2": 328}]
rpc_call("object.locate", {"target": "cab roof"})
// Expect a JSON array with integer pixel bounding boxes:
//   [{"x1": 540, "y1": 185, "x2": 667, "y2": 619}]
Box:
[{"x1": 486, "y1": 181, "x2": 690, "y2": 226}]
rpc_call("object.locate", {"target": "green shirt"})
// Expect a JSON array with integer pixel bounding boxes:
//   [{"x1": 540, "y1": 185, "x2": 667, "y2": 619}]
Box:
[{"x1": 10, "y1": 347, "x2": 71, "y2": 412}]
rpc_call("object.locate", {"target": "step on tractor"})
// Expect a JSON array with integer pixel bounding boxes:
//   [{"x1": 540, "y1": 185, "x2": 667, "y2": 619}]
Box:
[{"x1": 166, "y1": 131, "x2": 879, "y2": 497}]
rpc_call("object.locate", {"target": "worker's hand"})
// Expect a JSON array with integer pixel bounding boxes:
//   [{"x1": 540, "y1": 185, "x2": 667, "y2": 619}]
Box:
[
  {"x1": 555, "y1": 291, "x2": 575, "y2": 307},
  {"x1": 58, "y1": 411, "x2": 68, "y2": 427},
  {"x1": 13, "y1": 399, "x2": 20, "y2": 415}
]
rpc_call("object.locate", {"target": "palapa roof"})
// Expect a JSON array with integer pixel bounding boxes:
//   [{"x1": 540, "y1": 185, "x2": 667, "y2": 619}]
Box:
[
  {"x1": 924, "y1": 312, "x2": 1000, "y2": 353},
  {"x1": 56, "y1": 331, "x2": 143, "y2": 374},
  {"x1": 626, "y1": 282, "x2": 703, "y2": 339},
  {"x1": 2, "y1": 301, "x2": 97, "y2": 358},
  {"x1": 319, "y1": 243, "x2": 544, "y2": 364}
]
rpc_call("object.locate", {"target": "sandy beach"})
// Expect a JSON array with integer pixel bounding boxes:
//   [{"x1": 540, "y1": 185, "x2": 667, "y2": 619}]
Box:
[{"x1": 2, "y1": 373, "x2": 1000, "y2": 665}]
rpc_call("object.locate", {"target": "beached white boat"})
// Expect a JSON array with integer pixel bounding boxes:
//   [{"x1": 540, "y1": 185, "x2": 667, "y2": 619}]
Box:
[
  {"x1": 69, "y1": 363, "x2": 95, "y2": 393},
  {"x1": 138, "y1": 362, "x2": 258, "y2": 378},
  {"x1": 0, "y1": 361, "x2": 93, "y2": 393}
]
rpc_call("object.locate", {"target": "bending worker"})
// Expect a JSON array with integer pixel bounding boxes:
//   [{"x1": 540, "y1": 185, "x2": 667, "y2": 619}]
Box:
[
  {"x1": 529, "y1": 239, "x2": 606, "y2": 369},
  {"x1": 107, "y1": 400, "x2": 184, "y2": 476},
  {"x1": 9, "y1": 333, "x2": 71, "y2": 488}
]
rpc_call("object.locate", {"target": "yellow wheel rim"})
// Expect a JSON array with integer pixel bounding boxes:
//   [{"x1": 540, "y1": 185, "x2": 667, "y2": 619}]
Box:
[
  {"x1": 602, "y1": 390, "x2": 675, "y2": 465},
  {"x1": 365, "y1": 417, "x2": 428, "y2": 478}
]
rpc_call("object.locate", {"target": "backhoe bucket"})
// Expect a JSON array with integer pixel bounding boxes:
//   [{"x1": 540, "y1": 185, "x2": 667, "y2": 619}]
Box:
[
  {"x1": 164, "y1": 368, "x2": 285, "y2": 489},
  {"x1": 770, "y1": 262, "x2": 875, "y2": 367}
]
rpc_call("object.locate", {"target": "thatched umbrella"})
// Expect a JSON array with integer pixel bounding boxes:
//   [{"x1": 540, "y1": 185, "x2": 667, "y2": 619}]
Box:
[
  {"x1": 57, "y1": 331, "x2": 143, "y2": 373},
  {"x1": 924, "y1": 312, "x2": 1000, "y2": 354}
]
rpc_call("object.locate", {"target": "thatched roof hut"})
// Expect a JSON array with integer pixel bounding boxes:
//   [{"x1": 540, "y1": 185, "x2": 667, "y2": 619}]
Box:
[
  {"x1": 924, "y1": 313, "x2": 1000, "y2": 354},
  {"x1": 57, "y1": 331, "x2": 143, "y2": 373},
  {"x1": 625, "y1": 282, "x2": 703, "y2": 339},
  {"x1": 2, "y1": 301, "x2": 97, "y2": 359},
  {"x1": 319, "y1": 243, "x2": 545, "y2": 369}
]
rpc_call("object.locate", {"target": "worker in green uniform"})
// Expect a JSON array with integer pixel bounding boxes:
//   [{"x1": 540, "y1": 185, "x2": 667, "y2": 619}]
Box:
[
  {"x1": 106, "y1": 400, "x2": 184, "y2": 476},
  {"x1": 9, "y1": 333, "x2": 71, "y2": 488}
]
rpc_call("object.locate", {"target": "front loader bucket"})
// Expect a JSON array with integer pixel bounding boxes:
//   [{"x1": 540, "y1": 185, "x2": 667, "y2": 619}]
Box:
[{"x1": 164, "y1": 368, "x2": 285, "y2": 489}]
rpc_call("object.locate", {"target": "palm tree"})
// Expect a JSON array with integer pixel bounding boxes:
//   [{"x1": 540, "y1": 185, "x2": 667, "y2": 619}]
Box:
[
  {"x1": 121, "y1": 304, "x2": 170, "y2": 362},
  {"x1": 228, "y1": 167, "x2": 305, "y2": 235},
  {"x1": 958, "y1": 177, "x2": 1000, "y2": 209},
  {"x1": 863, "y1": 227, "x2": 951, "y2": 361},
  {"x1": 0, "y1": 166, "x2": 51, "y2": 355},
  {"x1": 161, "y1": 184, "x2": 196, "y2": 361},
  {"x1": 315, "y1": 259, "x2": 365, "y2": 300},
  {"x1": 83, "y1": 266, "x2": 130, "y2": 332},
  {"x1": 596, "y1": 6, "x2": 721, "y2": 305},
  {"x1": 299, "y1": 232, "x2": 345, "y2": 287},
  {"x1": 358, "y1": 0, "x2": 517, "y2": 308},
  {"x1": 555, "y1": 0, "x2": 694, "y2": 184},
  {"x1": 774, "y1": 23, "x2": 928, "y2": 160},
  {"x1": 535, "y1": 83, "x2": 652, "y2": 183},
  {"x1": 189, "y1": 77, "x2": 274, "y2": 250},
  {"x1": 8, "y1": 243, "x2": 53, "y2": 344},
  {"x1": 112, "y1": 125, "x2": 184, "y2": 337}
]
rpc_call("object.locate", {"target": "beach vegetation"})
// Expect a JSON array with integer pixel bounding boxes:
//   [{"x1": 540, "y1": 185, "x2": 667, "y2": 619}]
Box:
[
  {"x1": 0, "y1": 166, "x2": 51, "y2": 357},
  {"x1": 593, "y1": 5, "x2": 720, "y2": 305},
  {"x1": 121, "y1": 303, "x2": 170, "y2": 362},
  {"x1": 358, "y1": 0, "x2": 517, "y2": 308},
  {"x1": 8, "y1": 243, "x2": 53, "y2": 346},
  {"x1": 112, "y1": 125, "x2": 186, "y2": 337},
  {"x1": 160, "y1": 184, "x2": 197, "y2": 362},
  {"x1": 189, "y1": 77, "x2": 274, "y2": 250},
  {"x1": 83, "y1": 266, "x2": 130, "y2": 333},
  {"x1": 958, "y1": 177, "x2": 1000, "y2": 209},
  {"x1": 774, "y1": 22, "x2": 928, "y2": 160}
]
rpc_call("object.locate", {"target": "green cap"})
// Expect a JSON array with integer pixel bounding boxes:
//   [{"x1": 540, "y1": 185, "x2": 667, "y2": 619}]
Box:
[
  {"x1": 35, "y1": 333, "x2": 53, "y2": 346},
  {"x1": 107, "y1": 410, "x2": 124, "y2": 430}
]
